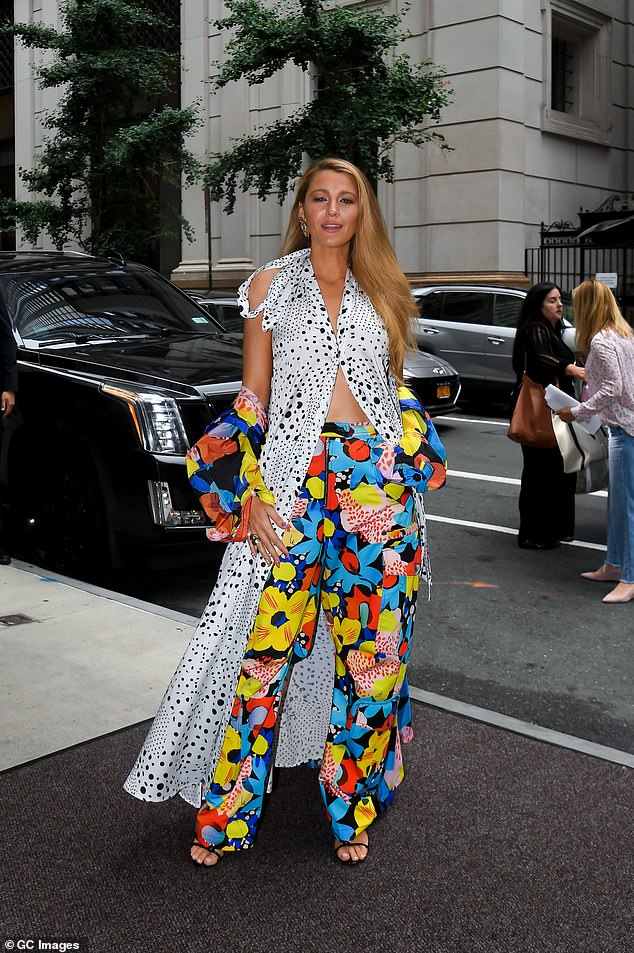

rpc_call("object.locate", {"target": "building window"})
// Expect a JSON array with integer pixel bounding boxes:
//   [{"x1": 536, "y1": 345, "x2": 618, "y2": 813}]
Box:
[
  {"x1": 542, "y1": 1, "x2": 611, "y2": 145},
  {"x1": 551, "y1": 35, "x2": 575, "y2": 113}
]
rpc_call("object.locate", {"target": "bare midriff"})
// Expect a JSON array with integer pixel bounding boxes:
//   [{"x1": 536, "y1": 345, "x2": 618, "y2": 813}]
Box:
[
  {"x1": 325, "y1": 365, "x2": 369, "y2": 423},
  {"x1": 315, "y1": 268, "x2": 369, "y2": 423}
]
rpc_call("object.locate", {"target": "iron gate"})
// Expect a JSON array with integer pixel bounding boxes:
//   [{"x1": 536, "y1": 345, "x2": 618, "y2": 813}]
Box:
[{"x1": 525, "y1": 241, "x2": 634, "y2": 324}]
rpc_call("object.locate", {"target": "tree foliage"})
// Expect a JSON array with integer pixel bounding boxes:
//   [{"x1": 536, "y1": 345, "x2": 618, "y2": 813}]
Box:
[
  {"x1": 0, "y1": 0, "x2": 200, "y2": 261},
  {"x1": 203, "y1": 0, "x2": 452, "y2": 212}
]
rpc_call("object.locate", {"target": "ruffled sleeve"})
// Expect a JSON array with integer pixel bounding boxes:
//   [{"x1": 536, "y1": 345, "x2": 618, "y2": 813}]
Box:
[
  {"x1": 237, "y1": 249, "x2": 311, "y2": 332},
  {"x1": 186, "y1": 386, "x2": 275, "y2": 542},
  {"x1": 375, "y1": 386, "x2": 447, "y2": 493}
]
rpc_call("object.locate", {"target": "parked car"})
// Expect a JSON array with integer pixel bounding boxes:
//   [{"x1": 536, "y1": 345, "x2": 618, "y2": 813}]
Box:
[
  {"x1": 0, "y1": 252, "x2": 460, "y2": 575},
  {"x1": 191, "y1": 292, "x2": 462, "y2": 416},
  {"x1": 412, "y1": 284, "x2": 577, "y2": 395},
  {"x1": 188, "y1": 290, "x2": 243, "y2": 332}
]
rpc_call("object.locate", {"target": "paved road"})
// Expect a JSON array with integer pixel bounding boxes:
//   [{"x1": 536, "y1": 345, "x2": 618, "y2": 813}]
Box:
[
  {"x1": 416, "y1": 412, "x2": 629, "y2": 752},
  {"x1": 101, "y1": 408, "x2": 631, "y2": 753}
]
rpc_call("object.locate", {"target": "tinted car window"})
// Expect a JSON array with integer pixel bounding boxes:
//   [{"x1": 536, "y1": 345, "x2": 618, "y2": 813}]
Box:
[
  {"x1": 441, "y1": 291, "x2": 491, "y2": 324},
  {"x1": 205, "y1": 302, "x2": 243, "y2": 332},
  {"x1": 493, "y1": 293, "x2": 523, "y2": 328},
  {"x1": 4, "y1": 269, "x2": 221, "y2": 344},
  {"x1": 418, "y1": 290, "x2": 444, "y2": 319}
]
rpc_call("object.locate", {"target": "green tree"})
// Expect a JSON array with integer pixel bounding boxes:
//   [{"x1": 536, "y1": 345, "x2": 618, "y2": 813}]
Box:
[
  {"x1": 0, "y1": 0, "x2": 200, "y2": 262},
  {"x1": 204, "y1": 0, "x2": 451, "y2": 212}
]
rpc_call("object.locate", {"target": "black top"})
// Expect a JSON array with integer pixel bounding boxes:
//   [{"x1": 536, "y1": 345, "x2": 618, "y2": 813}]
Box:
[
  {"x1": 512, "y1": 316, "x2": 575, "y2": 397},
  {"x1": 0, "y1": 297, "x2": 17, "y2": 393}
]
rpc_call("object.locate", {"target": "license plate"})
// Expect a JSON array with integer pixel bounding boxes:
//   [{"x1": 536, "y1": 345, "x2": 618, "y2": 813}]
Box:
[{"x1": 436, "y1": 384, "x2": 451, "y2": 398}]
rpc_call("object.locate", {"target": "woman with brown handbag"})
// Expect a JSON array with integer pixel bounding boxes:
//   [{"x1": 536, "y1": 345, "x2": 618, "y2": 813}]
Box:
[{"x1": 511, "y1": 283, "x2": 585, "y2": 549}]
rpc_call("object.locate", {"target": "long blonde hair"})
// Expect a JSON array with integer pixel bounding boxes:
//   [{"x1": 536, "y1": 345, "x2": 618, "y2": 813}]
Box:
[
  {"x1": 572, "y1": 279, "x2": 633, "y2": 354},
  {"x1": 281, "y1": 157, "x2": 416, "y2": 379}
]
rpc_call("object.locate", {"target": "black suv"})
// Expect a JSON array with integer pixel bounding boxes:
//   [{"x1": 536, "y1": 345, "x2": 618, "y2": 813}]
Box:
[
  {"x1": 0, "y1": 251, "x2": 243, "y2": 573},
  {"x1": 0, "y1": 251, "x2": 460, "y2": 575}
]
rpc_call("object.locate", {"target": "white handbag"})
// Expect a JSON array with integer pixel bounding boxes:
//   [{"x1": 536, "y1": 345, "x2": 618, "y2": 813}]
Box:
[{"x1": 552, "y1": 416, "x2": 609, "y2": 493}]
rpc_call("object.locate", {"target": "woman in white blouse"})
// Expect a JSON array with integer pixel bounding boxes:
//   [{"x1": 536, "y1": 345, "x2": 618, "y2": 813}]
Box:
[
  {"x1": 556, "y1": 279, "x2": 634, "y2": 604},
  {"x1": 125, "y1": 158, "x2": 447, "y2": 866}
]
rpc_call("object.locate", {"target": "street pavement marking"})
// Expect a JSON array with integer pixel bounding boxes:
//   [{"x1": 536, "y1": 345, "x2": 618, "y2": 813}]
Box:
[
  {"x1": 450, "y1": 468, "x2": 520, "y2": 485},
  {"x1": 435, "y1": 581, "x2": 498, "y2": 589},
  {"x1": 441, "y1": 415, "x2": 508, "y2": 426},
  {"x1": 409, "y1": 686, "x2": 634, "y2": 769},
  {"x1": 426, "y1": 514, "x2": 608, "y2": 551},
  {"x1": 448, "y1": 468, "x2": 607, "y2": 497}
]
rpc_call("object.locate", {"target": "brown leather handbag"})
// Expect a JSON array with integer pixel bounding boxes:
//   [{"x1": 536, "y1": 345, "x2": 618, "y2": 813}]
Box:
[{"x1": 507, "y1": 373, "x2": 557, "y2": 448}]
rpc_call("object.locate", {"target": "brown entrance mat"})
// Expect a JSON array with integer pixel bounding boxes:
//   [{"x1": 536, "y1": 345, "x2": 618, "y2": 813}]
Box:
[{"x1": 2, "y1": 705, "x2": 631, "y2": 953}]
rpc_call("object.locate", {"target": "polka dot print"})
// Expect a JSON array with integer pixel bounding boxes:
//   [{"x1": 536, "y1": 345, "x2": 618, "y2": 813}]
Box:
[{"x1": 123, "y1": 248, "x2": 430, "y2": 807}]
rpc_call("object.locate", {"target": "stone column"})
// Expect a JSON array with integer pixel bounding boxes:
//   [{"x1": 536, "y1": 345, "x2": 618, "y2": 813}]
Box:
[
  {"x1": 171, "y1": 0, "x2": 216, "y2": 288},
  {"x1": 403, "y1": 1, "x2": 528, "y2": 284},
  {"x1": 14, "y1": 0, "x2": 65, "y2": 249}
]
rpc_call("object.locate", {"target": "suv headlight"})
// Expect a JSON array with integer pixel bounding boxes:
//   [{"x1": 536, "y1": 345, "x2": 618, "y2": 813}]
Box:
[{"x1": 101, "y1": 385, "x2": 189, "y2": 454}]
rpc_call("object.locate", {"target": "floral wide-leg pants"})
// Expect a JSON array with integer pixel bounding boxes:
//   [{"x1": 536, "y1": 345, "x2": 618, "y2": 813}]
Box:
[{"x1": 195, "y1": 422, "x2": 422, "y2": 851}]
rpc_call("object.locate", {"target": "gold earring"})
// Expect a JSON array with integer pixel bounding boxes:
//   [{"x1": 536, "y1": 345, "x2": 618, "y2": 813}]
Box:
[{"x1": 299, "y1": 217, "x2": 309, "y2": 239}]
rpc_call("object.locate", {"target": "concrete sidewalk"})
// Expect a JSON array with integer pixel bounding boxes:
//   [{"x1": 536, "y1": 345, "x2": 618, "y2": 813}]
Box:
[
  {"x1": 2, "y1": 559, "x2": 632, "y2": 775},
  {"x1": 0, "y1": 562, "x2": 196, "y2": 770}
]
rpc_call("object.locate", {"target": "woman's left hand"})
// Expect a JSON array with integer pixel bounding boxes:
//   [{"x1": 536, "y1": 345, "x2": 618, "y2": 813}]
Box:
[
  {"x1": 555, "y1": 407, "x2": 575, "y2": 423},
  {"x1": 565, "y1": 363, "x2": 585, "y2": 381}
]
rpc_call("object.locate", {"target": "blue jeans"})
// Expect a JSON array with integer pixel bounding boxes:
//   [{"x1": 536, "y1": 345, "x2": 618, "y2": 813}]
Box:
[{"x1": 607, "y1": 426, "x2": 634, "y2": 583}]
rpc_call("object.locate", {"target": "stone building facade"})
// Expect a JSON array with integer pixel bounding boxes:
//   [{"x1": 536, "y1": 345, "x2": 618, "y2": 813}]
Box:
[{"x1": 6, "y1": 1, "x2": 634, "y2": 288}]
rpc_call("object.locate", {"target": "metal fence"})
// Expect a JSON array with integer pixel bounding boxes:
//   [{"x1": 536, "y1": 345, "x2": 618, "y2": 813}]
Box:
[
  {"x1": 525, "y1": 242, "x2": 634, "y2": 321},
  {"x1": 525, "y1": 243, "x2": 634, "y2": 295}
]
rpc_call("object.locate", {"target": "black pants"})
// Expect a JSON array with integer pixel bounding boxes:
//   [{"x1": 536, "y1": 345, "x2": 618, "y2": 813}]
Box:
[{"x1": 519, "y1": 445, "x2": 576, "y2": 544}]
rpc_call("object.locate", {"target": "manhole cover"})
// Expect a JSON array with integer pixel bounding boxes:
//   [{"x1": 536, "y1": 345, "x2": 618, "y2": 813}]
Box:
[{"x1": 0, "y1": 613, "x2": 38, "y2": 626}]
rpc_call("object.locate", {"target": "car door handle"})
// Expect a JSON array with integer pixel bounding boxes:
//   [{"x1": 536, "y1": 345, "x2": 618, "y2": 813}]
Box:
[
  {"x1": 420, "y1": 327, "x2": 440, "y2": 334},
  {"x1": 487, "y1": 337, "x2": 505, "y2": 345}
]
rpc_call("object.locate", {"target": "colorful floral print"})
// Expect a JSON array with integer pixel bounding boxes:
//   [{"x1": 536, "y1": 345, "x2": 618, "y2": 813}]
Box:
[
  {"x1": 392, "y1": 386, "x2": 447, "y2": 491},
  {"x1": 195, "y1": 414, "x2": 446, "y2": 853},
  {"x1": 186, "y1": 385, "x2": 275, "y2": 542}
]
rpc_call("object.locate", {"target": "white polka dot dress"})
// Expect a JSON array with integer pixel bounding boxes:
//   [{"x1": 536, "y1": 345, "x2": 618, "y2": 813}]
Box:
[{"x1": 123, "y1": 248, "x2": 429, "y2": 807}]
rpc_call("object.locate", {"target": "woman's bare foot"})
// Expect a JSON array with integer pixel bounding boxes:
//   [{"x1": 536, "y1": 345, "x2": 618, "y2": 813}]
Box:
[
  {"x1": 190, "y1": 839, "x2": 222, "y2": 867},
  {"x1": 602, "y1": 582, "x2": 634, "y2": 604},
  {"x1": 580, "y1": 564, "x2": 621, "y2": 583},
  {"x1": 334, "y1": 830, "x2": 369, "y2": 864}
]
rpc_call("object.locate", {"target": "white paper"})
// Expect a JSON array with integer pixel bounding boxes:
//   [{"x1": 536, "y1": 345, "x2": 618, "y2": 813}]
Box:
[{"x1": 544, "y1": 384, "x2": 603, "y2": 435}]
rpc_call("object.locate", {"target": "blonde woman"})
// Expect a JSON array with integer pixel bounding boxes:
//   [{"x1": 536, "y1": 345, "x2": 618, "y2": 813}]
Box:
[
  {"x1": 125, "y1": 158, "x2": 447, "y2": 865},
  {"x1": 556, "y1": 279, "x2": 634, "y2": 604}
]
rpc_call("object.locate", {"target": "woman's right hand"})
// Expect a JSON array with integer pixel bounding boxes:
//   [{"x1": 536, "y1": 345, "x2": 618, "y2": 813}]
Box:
[{"x1": 247, "y1": 495, "x2": 290, "y2": 565}]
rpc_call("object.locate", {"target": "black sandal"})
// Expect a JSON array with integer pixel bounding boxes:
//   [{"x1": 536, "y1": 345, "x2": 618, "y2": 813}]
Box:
[
  {"x1": 191, "y1": 839, "x2": 223, "y2": 866},
  {"x1": 334, "y1": 838, "x2": 369, "y2": 865}
]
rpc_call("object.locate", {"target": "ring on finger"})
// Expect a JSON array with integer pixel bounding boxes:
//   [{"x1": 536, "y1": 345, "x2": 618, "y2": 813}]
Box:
[{"x1": 249, "y1": 533, "x2": 260, "y2": 546}]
